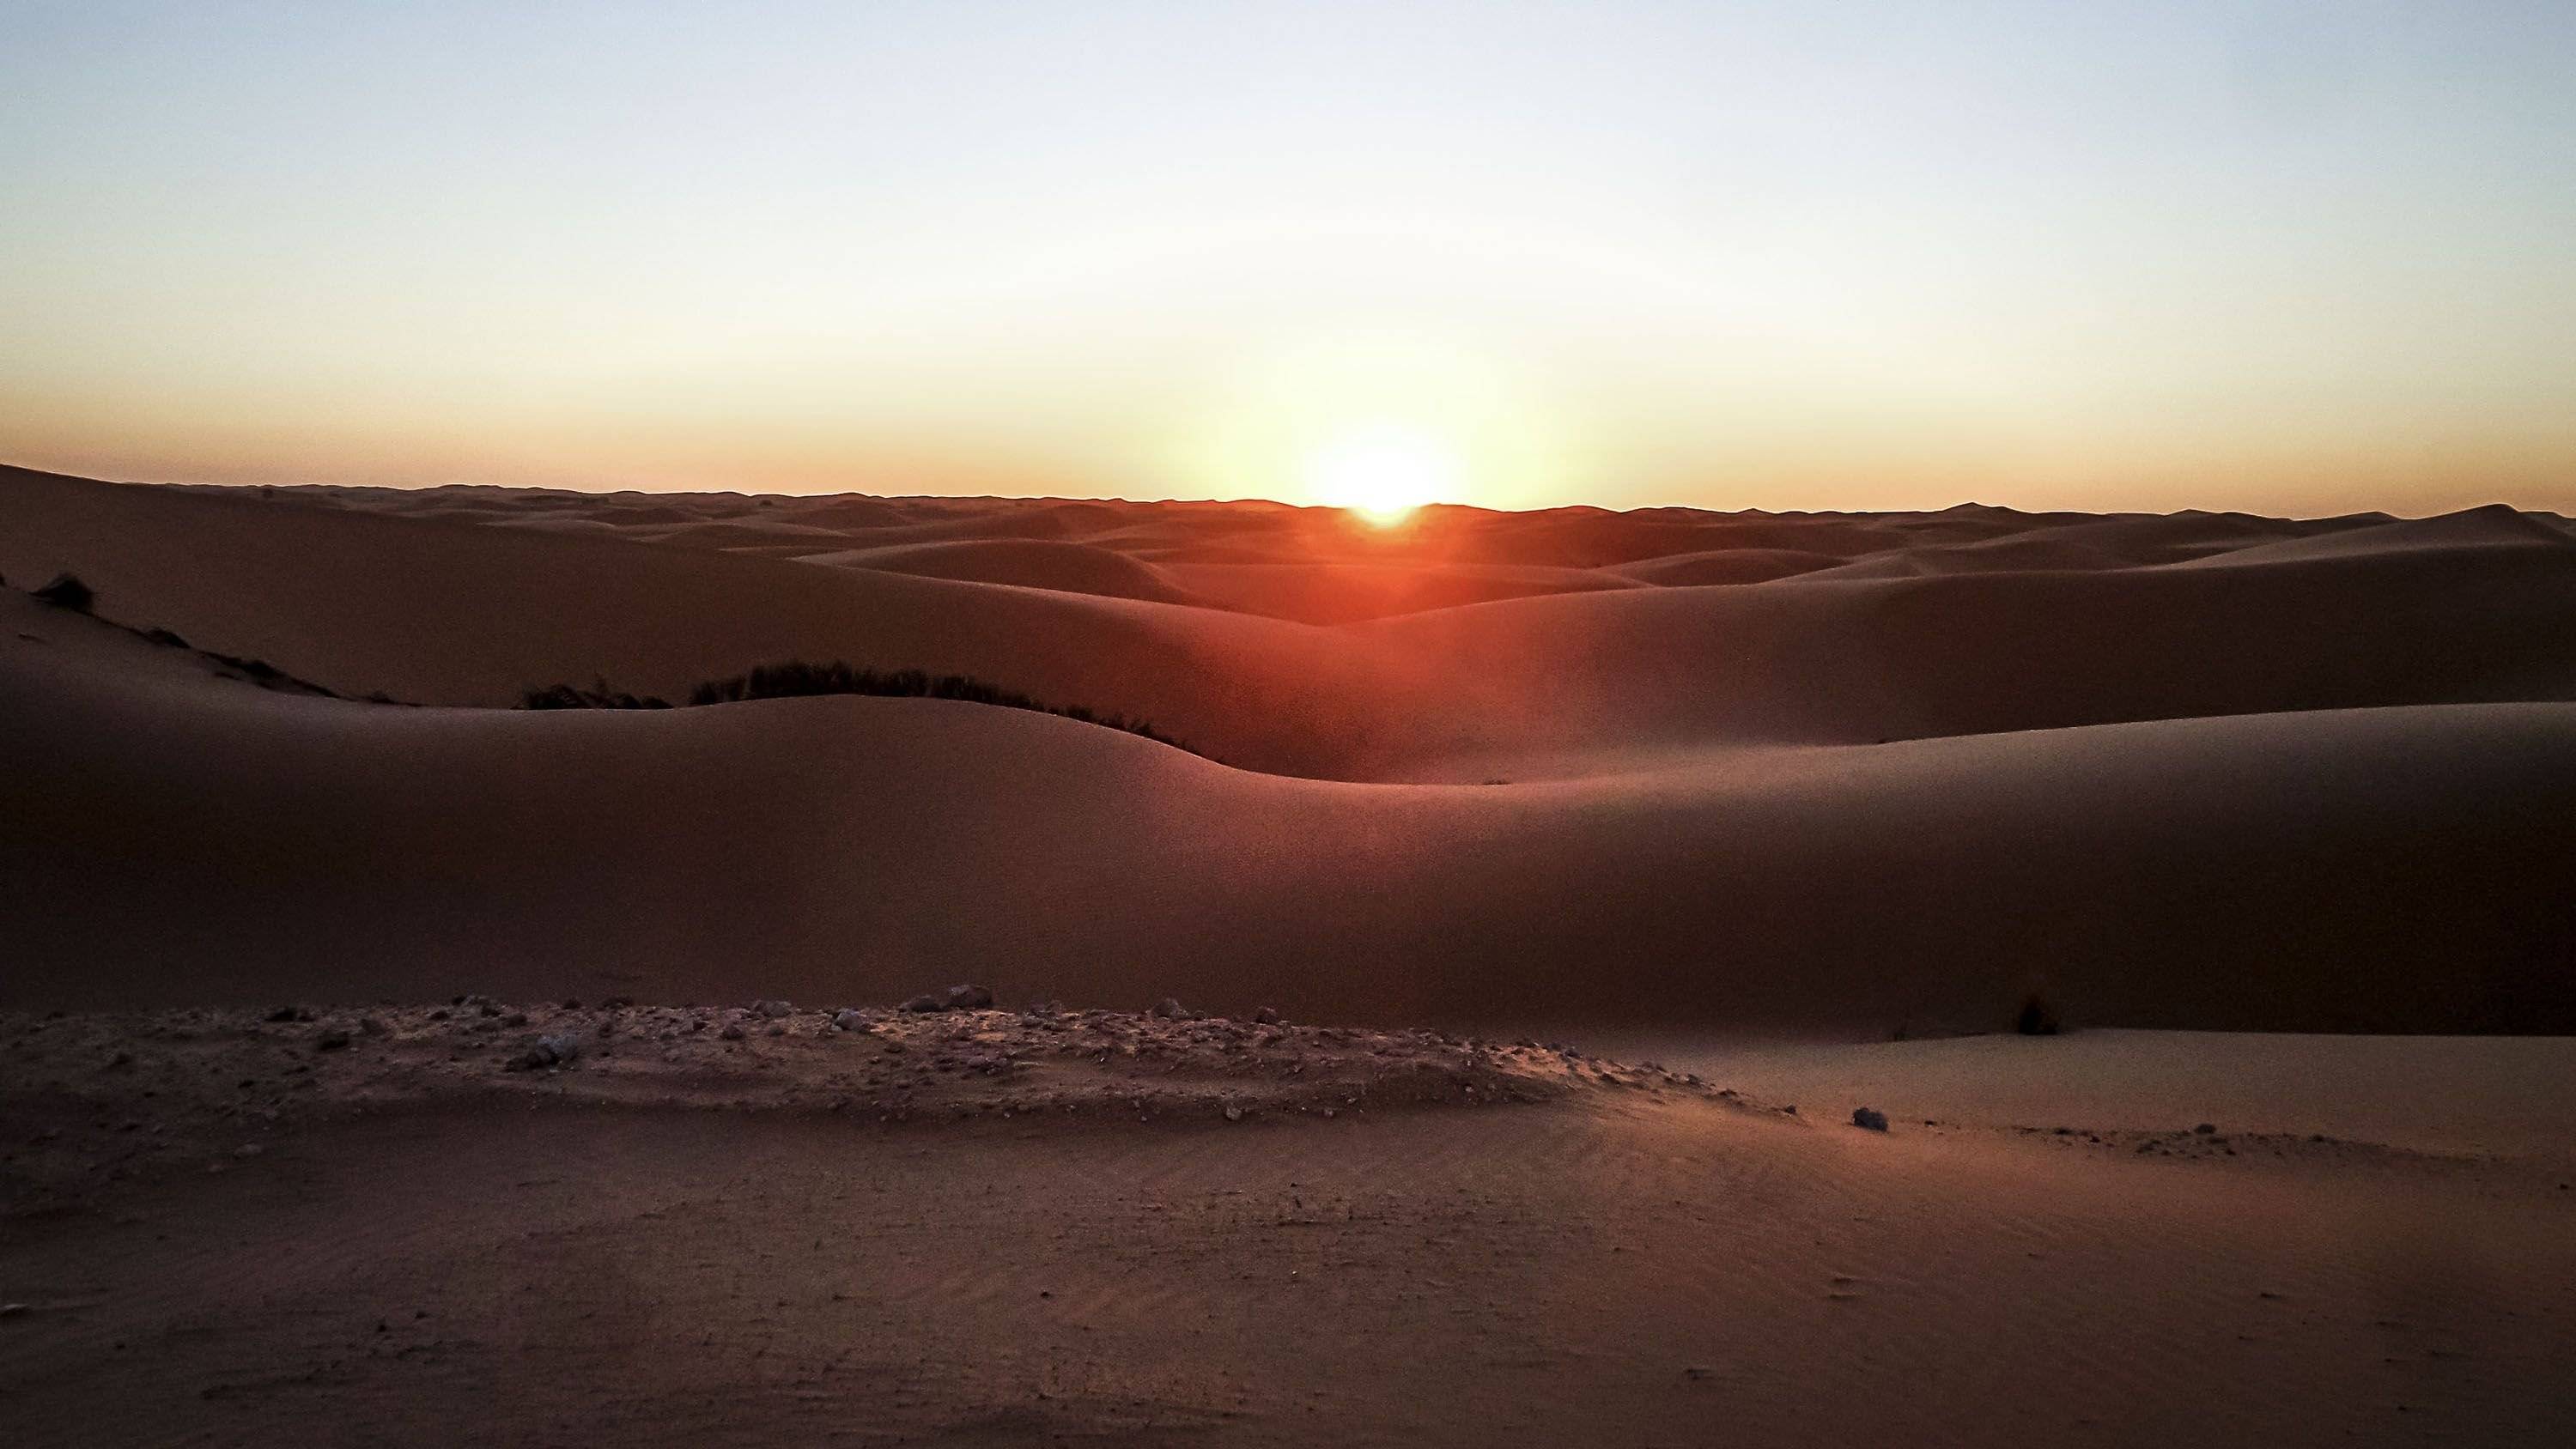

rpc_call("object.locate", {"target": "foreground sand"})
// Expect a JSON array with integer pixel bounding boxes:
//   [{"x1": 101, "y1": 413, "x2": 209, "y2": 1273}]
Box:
[{"x1": 4, "y1": 1005, "x2": 2571, "y2": 1446}]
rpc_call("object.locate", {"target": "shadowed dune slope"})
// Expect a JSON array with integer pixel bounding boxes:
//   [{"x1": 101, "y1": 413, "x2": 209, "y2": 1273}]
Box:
[
  {"x1": 1156, "y1": 559, "x2": 1642, "y2": 625},
  {"x1": 793, "y1": 537, "x2": 1210, "y2": 606},
  {"x1": 2166, "y1": 502, "x2": 2575, "y2": 567},
  {"x1": 8, "y1": 595, "x2": 2574, "y2": 1032},
  {"x1": 1607, "y1": 547, "x2": 1846, "y2": 585}
]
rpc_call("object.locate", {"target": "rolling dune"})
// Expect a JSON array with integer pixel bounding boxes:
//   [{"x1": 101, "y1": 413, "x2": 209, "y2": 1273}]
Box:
[
  {"x1": 9, "y1": 467, "x2": 2576, "y2": 785},
  {"x1": 8, "y1": 575, "x2": 2573, "y2": 1031},
  {"x1": 9, "y1": 466, "x2": 2576, "y2": 1447},
  {"x1": 9, "y1": 469, "x2": 2576, "y2": 1034}
]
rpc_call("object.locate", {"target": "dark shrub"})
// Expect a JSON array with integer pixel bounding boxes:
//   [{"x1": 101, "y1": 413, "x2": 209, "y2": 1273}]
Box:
[
  {"x1": 2015, "y1": 991, "x2": 2062, "y2": 1036},
  {"x1": 523, "y1": 680, "x2": 670, "y2": 710},
  {"x1": 526, "y1": 658, "x2": 1202, "y2": 757},
  {"x1": 33, "y1": 573, "x2": 94, "y2": 612}
]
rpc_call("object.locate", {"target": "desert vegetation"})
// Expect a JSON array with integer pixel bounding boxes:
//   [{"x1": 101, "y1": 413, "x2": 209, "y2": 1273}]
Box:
[
  {"x1": 32, "y1": 572, "x2": 94, "y2": 612},
  {"x1": 524, "y1": 659, "x2": 1206, "y2": 758}
]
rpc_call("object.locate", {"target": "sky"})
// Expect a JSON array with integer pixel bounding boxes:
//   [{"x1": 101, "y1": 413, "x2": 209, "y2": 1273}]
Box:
[{"x1": 2, "y1": 0, "x2": 2571, "y2": 515}]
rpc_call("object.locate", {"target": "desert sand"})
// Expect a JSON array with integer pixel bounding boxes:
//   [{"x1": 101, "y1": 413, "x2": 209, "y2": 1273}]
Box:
[{"x1": 4, "y1": 464, "x2": 2575, "y2": 1445}]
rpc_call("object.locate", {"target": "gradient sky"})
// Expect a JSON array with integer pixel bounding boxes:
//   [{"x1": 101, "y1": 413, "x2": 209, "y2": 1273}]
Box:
[{"x1": 3, "y1": 1, "x2": 2572, "y2": 513}]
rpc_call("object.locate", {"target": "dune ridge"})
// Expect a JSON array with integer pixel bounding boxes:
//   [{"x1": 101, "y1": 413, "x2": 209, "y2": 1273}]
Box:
[
  {"x1": 9, "y1": 466, "x2": 2575, "y2": 782},
  {"x1": 8, "y1": 542, "x2": 2574, "y2": 1031}
]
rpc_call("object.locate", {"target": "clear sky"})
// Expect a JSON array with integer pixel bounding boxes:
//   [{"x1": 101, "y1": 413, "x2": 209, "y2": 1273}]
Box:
[{"x1": 3, "y1": 1, "x2": 2571, "y2": 514}]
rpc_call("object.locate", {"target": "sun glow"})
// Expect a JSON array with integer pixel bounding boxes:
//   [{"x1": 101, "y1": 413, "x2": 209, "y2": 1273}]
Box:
[{"x1": 1304, "y1": 425, "x2": 1458, "y2": 526}]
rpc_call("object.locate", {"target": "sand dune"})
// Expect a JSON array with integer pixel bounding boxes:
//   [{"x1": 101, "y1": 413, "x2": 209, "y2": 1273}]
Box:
[
  {"x1": 1157, "y1": 559, "x2": 1640, "y2": 625},
  {"x1": 1607, "y1": 545, "x2": 1846, "y2": 585},
  {"x1": 8, "y1": 466, "x2": 2576, "y2": 1029},
  {"x1": 2167, "y1": 501, "x2": 2575, "y2": 567},
  {"x1": 9, "y1": 466, "x2": 2576, "y2": 1446},
  {"x1": 10, "y1": 467, "x2": 2575, "y2": 785},
  {"x1": 795, "y1": 537, "x2": 1211, "y2": 607},
  {"x1": 9, "y1": 583, "x2": 2574, "y2": 1032}
]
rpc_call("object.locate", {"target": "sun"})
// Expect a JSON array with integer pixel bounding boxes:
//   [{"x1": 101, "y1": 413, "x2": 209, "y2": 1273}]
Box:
[{"x1": 1304, "y1": 425, "x2": 1458, "y2": 527}]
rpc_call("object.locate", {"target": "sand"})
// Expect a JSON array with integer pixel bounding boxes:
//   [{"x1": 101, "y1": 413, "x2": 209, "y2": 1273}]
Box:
[
  {"x1": 3, "y1": 465, "x2": 2573, "y2": 1443},
  {"x1": 3, "y1": 1004, "x2": 2571, "y2": 1446}
]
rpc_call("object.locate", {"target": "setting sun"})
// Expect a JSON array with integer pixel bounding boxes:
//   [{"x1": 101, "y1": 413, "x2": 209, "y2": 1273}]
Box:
[{"x1": 1304, "y1": 425, "x2": 1458, "y2": 526}]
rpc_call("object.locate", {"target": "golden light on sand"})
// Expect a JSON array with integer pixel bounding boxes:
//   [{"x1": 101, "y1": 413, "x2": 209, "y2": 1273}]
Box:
[{"x1": 1303, "y1": 425, "x2": 1458, "y2": 527}]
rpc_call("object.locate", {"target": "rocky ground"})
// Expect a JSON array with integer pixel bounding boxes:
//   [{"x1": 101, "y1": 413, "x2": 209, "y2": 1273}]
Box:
[
  {"x1": 7, "y1": 1003, "x2": 2573, "y2": 1445},
  {"x1": 0, "y1": 994, "x2": 1760, "y2": 1216}
]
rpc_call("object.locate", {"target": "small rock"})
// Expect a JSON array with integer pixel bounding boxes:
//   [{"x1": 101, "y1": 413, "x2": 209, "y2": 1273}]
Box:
[
  {"x1": 357, "y1": 1016, "x2": 387, "y2": 1037},
  {"x1": 753, "y1": 999, "x2": 794, "y2": 1019},
  {"x1": 314, "y1": 1029, "x2": 352, "y2": 1052},
  {"x1": 1224, "y1": 1105, "x2": 1244, "y2": 1123},
  {"x1": 943, "y1": 984, "x2": 994, "y2": 1011},
  {"x1": 1253, "y1": 1006, "x2": 1281, "y2": 1025},
  {"x1": 2193, "y1": 1123, "x2": 2217, "y2": 1135},
  {"x1": 0, "y1": 1302, "x2": 27, "y2": 1319},
  {"x1": 900, "y1": 994, "x2": 947, "y2": 1014},
  {"x1": 1151, "y1": 997, "x2": 1194, "y2": 1020},
  {"x1": 264, "y1": 1005, "x2": 312, "y2": 1024},
  {"x1": 507, "y1": 1034, "x2": 584, "y2": 1070},
  {"x1": 1850, "y1": 1106, "x2": 1889, "y2": 1132},
  {"x1": 833, "y1": 1009, "x2": 870, "y2": 1033},
  {"x1": 502, "y1": 1011, "x2": 529, "y2": 1028},
  {"x1": 718, "y1": 1022, "x2": 746, "y2": 1040}
]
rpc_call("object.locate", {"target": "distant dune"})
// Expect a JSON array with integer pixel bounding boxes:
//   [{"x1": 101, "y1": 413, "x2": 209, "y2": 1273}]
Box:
[{"x1": 6, "y1": 464, "x2": 2574, "y2": 1031}]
